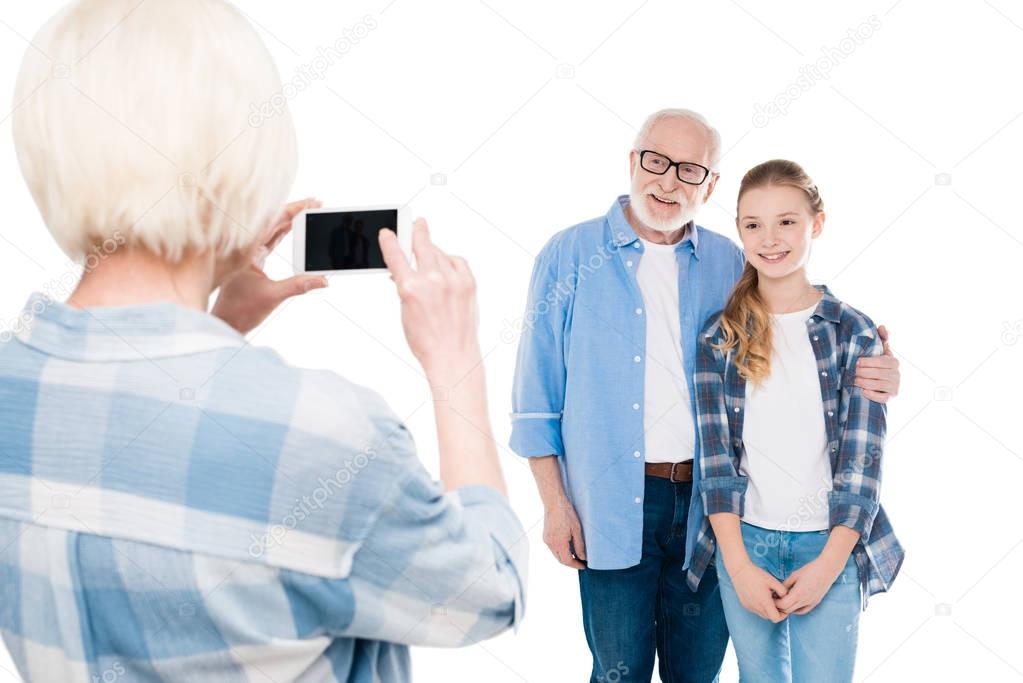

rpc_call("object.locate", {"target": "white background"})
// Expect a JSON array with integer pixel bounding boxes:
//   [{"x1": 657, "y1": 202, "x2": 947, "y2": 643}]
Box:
[{"x1": 1, "y1": 1, "x2": 1021, "y2": 681}]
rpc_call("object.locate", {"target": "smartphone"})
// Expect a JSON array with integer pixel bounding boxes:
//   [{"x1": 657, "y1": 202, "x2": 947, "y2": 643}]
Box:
[{"x1": 292, "y1": 205, "x2": 408, "y2": 275}]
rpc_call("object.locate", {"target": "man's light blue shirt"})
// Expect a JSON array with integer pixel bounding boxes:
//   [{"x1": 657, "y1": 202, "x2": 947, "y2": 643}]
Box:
[{"x1": 510, "y1": 195, "x2": 745, "y2": 572}]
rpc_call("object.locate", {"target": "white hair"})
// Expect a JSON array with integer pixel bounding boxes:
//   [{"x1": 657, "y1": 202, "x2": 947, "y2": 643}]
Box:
[
  {"x1": 633, "y1": 108, "x2": 722, "y2": 170},
  {"x1": 13, "y1": 0, "x2": 298, "y2": 263}
]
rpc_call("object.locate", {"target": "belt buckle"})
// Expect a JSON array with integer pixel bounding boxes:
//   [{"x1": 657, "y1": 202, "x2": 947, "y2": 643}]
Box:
[{"x1": 669, "y1": 462, "x2": 684, "y2": 483}]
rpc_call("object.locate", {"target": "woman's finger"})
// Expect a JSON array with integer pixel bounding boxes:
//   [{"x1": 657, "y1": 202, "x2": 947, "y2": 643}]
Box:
[
  {"x1": 268, "y1": 198, "x2": 321, "y2": 251},
  {"x1": 379, "y1": 228, "x2": 412, "y2": 284},
  {"x1": 410, "y1": 217, "x2": 440, "y2": 271},
  {"x1": 277, "y1": 274, "x2": 328, "y2": 302},
  {"x1": 283, "y1": 197, "x2": 319, "y2": 220},
  {"x1": 449, "y1": 255, "x2": 471, "y2": 277}
]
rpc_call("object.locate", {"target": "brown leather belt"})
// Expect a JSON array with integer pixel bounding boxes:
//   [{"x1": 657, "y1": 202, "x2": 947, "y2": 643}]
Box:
[{"x1": 644, "y1": 461, "x2": 693, "y2": 483}]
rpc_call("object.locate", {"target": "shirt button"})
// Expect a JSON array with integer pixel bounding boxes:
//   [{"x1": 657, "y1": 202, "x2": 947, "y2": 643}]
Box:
[
  {"x1": 827, "y1": 410, "x2": 834, "y2": 417},
  {"x1": 632, "y1": 403, "x2": 640, "y2": 410},
  {"x1": 634, "y1": 243, "x2": 641, "y2": 249},
  {"x1": 813, "y1": 336, "x2": 819, "y2": 341},
  {"x1": 626, "y1": 260, "x2": 633, "y2": 267},
  {"x1": 733, "y1": 406, "x2": 740, "y2": 413},
  {"x1": 633, "y1": 355, "x2": 641, "y2": 363},
  {"x1": 821, "y1": 371, "x2": 828, "y2": 377},
  {"x1": 634, "y1": 450, "x2": 641, "y2": 458},
  {"x1": 634, "y1": 497, "x2": 642, "y2": 503},
  {"x1": 635, "y1": 307, "x2": 643, "y2": 315}
]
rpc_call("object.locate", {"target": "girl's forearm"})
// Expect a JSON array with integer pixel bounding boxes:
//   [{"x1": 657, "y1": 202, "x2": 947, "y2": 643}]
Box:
[
  {"x1": 820, "y1": 524, "x2": 859, "y2": 569},
  {"x1": 709, "y1": 512, "x2": 751, "y2": 572}
]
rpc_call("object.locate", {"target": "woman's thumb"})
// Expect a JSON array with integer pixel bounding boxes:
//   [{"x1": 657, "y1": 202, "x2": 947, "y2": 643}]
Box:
[{"x1": 280, "y1": 275, "x2": 328, "y2": 301}]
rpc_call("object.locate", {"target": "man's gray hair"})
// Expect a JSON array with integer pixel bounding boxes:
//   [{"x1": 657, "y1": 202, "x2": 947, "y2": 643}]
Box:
[{"x1": 633, "y1": 108, "x2": 722, "y2": 170}]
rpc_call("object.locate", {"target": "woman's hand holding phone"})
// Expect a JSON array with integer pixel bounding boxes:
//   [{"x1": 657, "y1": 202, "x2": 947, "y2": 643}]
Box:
[{"x1": 212, "y1": 197, "x2": 329, "y2": 334}]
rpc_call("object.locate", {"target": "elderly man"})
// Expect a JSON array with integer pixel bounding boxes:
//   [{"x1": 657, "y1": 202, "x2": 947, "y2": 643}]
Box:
[{"x1": 510, "y1": 108, "x2": 900, "y2": 682}]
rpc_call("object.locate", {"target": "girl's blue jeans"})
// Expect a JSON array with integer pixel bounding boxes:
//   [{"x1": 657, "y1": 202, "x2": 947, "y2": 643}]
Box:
[{"x1": 716, "y1": 521, "x2": 862, "y2": 683}]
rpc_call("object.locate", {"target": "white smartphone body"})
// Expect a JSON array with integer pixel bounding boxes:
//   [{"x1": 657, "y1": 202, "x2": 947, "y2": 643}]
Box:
[{"x1": 292, "y1": 205, "x2": 408, "y2": 275}]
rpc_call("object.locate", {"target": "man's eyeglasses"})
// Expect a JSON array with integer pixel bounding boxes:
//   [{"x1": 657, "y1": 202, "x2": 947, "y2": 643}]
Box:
[{"x1": 637, "y1": 150, "x2": 712, "y2": 185}]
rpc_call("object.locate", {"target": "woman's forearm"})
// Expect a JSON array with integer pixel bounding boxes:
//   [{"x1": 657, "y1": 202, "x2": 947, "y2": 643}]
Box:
[{"x1": 429, "y1": 357, "x2": 508, "y2": 497}]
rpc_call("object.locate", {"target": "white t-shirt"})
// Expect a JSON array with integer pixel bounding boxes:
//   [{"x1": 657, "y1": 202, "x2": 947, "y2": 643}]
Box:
[
  {"x1": 635, "y1": 237, "x2": 696, "y2": 464},
  {"x1": 740, "y1": 298, "x2": 832, "y2": 531}
]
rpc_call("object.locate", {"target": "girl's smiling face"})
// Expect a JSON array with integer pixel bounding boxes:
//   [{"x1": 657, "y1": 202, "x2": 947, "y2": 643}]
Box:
[{"x1": 736, "y1": 184, "x2": 825, "y2": 280}]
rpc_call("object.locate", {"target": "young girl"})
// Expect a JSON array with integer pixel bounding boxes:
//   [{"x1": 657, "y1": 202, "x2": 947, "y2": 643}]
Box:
[{"x1": 685, "y1": 159, "x2": 904, "y2": 682}]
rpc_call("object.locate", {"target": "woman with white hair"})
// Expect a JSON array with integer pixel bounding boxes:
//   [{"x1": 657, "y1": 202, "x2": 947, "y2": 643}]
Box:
[{"x1": 0, "y1": 1, "x2": 525, "y2": 681}]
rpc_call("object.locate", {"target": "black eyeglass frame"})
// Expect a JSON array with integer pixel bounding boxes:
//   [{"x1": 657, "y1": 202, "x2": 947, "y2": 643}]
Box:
[{"x1": 637, "y1": 149, "x2": 714, "y2": 185}]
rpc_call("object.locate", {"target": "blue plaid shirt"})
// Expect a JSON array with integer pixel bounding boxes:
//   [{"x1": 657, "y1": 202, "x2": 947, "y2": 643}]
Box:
[
  {"x1": 685, "y1": 285, "x2": 904, "y2": 606},
  {"x1": 509, "y1": 195, "x2": 746, "y2": 570},
  {"x1": 0, "y1": 293, "x2": 526, "y2": 682}
]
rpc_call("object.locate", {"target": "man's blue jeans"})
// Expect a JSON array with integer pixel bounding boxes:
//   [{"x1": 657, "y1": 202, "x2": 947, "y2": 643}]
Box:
[
  {"x1": 578, "y1": 475, "x2": 729, "y2": 683},
  {"x1": 716, "y1": 521, "x2": 862, "y2": 683}
]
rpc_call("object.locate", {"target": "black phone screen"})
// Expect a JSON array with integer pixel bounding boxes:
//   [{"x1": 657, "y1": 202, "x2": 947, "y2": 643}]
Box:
[{"x1": 304, "y1": 209, "x2": 397, "y2": 271}]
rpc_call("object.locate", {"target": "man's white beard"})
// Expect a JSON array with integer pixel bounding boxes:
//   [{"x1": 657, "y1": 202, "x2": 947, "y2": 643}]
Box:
[{"x1": 629, "y1": 189, "x2": 701, "y2": 233}]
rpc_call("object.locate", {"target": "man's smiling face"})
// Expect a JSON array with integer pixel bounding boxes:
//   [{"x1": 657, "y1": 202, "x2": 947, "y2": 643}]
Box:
[{"x1": 628, "y1": 116, "x2": 718, "y2": 233}]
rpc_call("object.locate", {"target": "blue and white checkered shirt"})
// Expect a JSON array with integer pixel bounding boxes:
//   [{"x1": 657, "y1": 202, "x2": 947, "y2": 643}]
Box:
[
  {"x1": 685, "y1": 285, "x2": 904, "y2": 607},
  {"x1": 0, "y1": 293, "x2": 526, "y2": 682}
]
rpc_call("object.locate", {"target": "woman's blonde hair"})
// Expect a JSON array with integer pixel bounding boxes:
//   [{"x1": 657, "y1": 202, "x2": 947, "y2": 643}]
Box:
[
  {"x1": 715, "y1": 159, "x2": 824, "y2": 385},
  {"x1": 12, "y1": 0, "x2": 298, "y2": 263}
]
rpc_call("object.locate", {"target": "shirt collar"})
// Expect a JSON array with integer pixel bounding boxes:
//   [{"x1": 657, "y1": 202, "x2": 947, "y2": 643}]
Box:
[
  {"x1": 810, "y1": 284, "x2": 843, "y2": 323},
  {"x1": 14, "y1": 292, "x2": 245, "y2": 362},
  {"x1": 607, "y1": 194, "x2": 699, "y2": 257}
]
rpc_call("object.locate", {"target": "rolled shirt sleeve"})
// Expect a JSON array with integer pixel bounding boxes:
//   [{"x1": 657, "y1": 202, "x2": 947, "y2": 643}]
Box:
[
  {"x1": 338, "y1": 464, "x2": 527, "y2": 647},
  {"x1": 509, "y1": 243, "x2": 569, "y2": 458}
]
